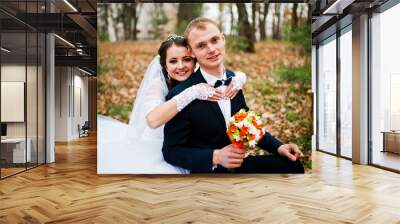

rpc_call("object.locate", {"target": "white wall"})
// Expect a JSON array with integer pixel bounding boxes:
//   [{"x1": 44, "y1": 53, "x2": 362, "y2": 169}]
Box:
[
  {"x1": 1, "y1": 65, "x2": 29, "y2": 138},
  {"x1": 55, "y1": 66, "x2": 69, "y2": 141},
  {"x1": 54, "y1": 67, "x2": 89, "y2": 141},
  {"x1": 72, "y1": 72, "x2": 89, "y2": 138},
  {"x1": 1, "y1": 63, "x2": 46, "y2": 164}
]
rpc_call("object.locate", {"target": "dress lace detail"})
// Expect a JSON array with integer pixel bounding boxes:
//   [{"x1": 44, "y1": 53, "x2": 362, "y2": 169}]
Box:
[{"x1": 173, "y1": 83, "x2": 215, "y2": 111}]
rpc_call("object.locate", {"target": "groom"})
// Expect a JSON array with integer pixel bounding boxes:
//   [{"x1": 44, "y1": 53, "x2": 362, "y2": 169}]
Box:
[{"x1": 162, "y1": 17, "x2": 304, "y2": 173}]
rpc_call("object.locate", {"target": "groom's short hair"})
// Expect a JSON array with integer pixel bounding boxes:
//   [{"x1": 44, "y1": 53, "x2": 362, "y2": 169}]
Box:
[{"x1": 184, "y1": 17, "x2": 220, "y2": 38}]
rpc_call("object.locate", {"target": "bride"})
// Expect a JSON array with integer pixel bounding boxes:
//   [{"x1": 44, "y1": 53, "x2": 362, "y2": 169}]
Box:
[{"x1": 98, "y1": 34, "x2": 246, "y2": 174}]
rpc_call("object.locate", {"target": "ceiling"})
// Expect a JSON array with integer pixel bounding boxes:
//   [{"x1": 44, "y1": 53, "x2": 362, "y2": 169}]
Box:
[
  {"x1": 0, "y1": 0, "x2": 97, "y2": 75},
  {"x1": 310, "y1": 0, "x2": 390, "y2": 43}
]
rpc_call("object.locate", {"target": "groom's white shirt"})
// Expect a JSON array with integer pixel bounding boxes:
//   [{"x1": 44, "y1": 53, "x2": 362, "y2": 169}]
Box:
[{"x1": 200, "y1": 67, "x2": 231, "y2": 127}]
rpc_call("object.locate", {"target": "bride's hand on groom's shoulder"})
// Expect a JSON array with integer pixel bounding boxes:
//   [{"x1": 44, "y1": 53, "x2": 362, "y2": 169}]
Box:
[
  {"x1": 223, "y1": 71, "x2": 246, "y2": 100},
  {"x1": 194, "y1": 83, "x2": 224, "y2": 102},
  {"x1": 224, "y1": 82, "x2": 240, "y2": 100},
  {"x1": 213, "y1": 144, "x2": 247, "y2": 169},
  {"x1": 277, "y1": 144, "x2": 304, "y2": 162}
]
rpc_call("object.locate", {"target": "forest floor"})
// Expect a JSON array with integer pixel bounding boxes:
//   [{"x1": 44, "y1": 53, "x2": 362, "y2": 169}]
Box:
[{"x1": 98, "y1": 40, "x2": 312, "y2": 170}]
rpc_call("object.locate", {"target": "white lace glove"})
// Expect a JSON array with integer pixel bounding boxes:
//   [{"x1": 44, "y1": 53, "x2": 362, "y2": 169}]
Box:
[
  {"x1": 173, "y1": 83, "x2": 215, "y2": 112},
  {"x1": 231, "y1": 71, "x2": 247, "y2": 90}
]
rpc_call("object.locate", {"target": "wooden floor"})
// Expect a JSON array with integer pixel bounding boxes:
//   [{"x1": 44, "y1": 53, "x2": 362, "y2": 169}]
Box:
[
  {"x1": 1, "y1": 135, "x2": 400, "y2": 224},
  {"x1": 1, "y1": 167, "x2": 26, "y2": 178},
  {"x1": 1, "y1": 163, "x2": 45, "y2": 178}
]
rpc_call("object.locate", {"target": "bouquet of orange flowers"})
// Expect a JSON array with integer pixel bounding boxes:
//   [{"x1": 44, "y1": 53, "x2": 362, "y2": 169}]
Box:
[{"x1": 226, "y1": 109, "x2": 265, "y2": 154}]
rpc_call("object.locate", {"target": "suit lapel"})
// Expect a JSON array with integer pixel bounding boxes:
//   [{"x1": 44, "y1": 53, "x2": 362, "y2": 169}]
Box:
[
  {"x1": 210, "y1": 101, "x2": 227, "y2": 129},
  {"x1": 226, "y1": 70, "x2": 240, "y2": 116},
  {"x1": 231, "y1": 96, "x2": 239, "y2": 116},
  {"x1": 194, "y1": 69, "x2": 227, "y2": 130}
]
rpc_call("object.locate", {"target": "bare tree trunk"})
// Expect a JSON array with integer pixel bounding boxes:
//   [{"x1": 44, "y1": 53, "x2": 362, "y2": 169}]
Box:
[
  {"x1": 298, "y1": 4, "x2": 304, "y2": 26},
  {"x1": 292, "y1": 3, "x2": 298, "y2": 30},
  {"x1": 272, "y1": 6, "x2": 276, "y2": 39},
  {"x1": 306, "y1": 4, "x2": 311, "y2": 25},
  {"x1": 123, "y1": 4, "x2": 131, "y2": 40},
  {"x1": 218, "y1": 3, "x2": 224, "y2": 32},
  {"x1": 277, "y1": 5, "x2": 281, "y2": 40},
  {"x1": 177, "y1": 3, "x2": 202, "y2": 34},
  {"x1": 100, "y1": 4, "x2": 109, "y2": 36},
  {"x1": 177, "y1": 4, "x2": 193, "y2": 26},
  {"x1": 129, "y1": 4, "x2": 134, "y2": 39},
  {"x1": 272, "y1": 4, "x2": 281, "y2": 40},
  {"x1": 132, "y1": 3, "x2": 138, "y2": 40},
  {"x1": 236, "y1": 3, "x2": 255, "y2": 52},
  {"x1": 258, "y1": 3, "x2": 269, "y2": 40},
  {"x1": 104, "y1": 4, "x2": 109, "y2": 29},
  {"x1": 252, "y1": 3, "x2": 257, "y2": 41},
  {"x1": 114, "y1": 4, "x2": 121, "y2": 41},
  {"x1": 230, "y1": 3, "x2": 234, "y2": 35}
]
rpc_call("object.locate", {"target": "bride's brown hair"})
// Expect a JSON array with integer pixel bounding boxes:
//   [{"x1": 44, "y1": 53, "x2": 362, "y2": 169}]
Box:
[{"x1": 158, "y1": 35, "x2": 195, "y2": 89}]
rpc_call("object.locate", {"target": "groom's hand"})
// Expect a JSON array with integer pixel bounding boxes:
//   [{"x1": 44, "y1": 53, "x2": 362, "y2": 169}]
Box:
[
  {"x1": 277, "y1": 144, "x2": 304, "y2": 161},
  {"x1": 213, "y1": 145, "x2": 246, "y2": 168}
]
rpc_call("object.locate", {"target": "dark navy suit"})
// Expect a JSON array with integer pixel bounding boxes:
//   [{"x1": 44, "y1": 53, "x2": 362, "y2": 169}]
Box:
[{"x1": 162, "y1": 68, "x2": 304, "y2": 173}]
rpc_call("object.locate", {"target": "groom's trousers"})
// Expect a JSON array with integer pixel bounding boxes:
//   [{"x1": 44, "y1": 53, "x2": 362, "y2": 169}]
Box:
[{"x1": 212, "y1": 155, "x2": 305, "y2": 173}]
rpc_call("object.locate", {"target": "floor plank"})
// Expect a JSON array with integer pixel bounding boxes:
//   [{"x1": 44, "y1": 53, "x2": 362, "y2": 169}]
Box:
[{"x1": 0, "y1": 135, "x2": 399, "y2": 223}]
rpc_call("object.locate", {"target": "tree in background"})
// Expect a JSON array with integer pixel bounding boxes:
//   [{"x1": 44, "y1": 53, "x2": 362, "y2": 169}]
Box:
[
  {"x1": 258, "y1": 3, "x2": 269, "y2": 40},
  {"x1": 218, "y1": 3, "x2": 225, "y2": 32},
  {"x1": 252, "y1": 3, "x2": 257, "y2": 41},
  {"x1": 99, "y1": 3, "x2": 308, "y2": 44},
  {"x1": 97, "y1": 3, "x2": 142, "y2": 41},
  {"x1": 98, "y1": 4, "x2": 109, "y2": 41},
  {"x1": 121, "y1": 4, "x2": 132, "y2": 40},
  {"x1": 236, "y1": 3, "x2": 255, "y2": 53},
  {"x1": 176, "y1": 3, "x2": 203, "y2": 35},
  {"x1": 121, "y1": 3, "x2": 141, "y2": 40},
  {"x1": 110, "y1": 4, "x2": 119, "y2": 41},
  {"x1": 292, "y1": 3, "x2": 299, "y2": 30},
  {"x1": 283, "y1": 4, "x2": 311, "y2": 58},
  {"x1": 150, "y1": 3, "x2": 169, "y2": 39},
  {"x1": 272, "y1": 4, "x2": 282, "y2": 40},
  {"x1": 133, "y1": 3, "x2": 141, "y2": 40},
  {"x1": 229, "y1": 3, "x2": 235, "y2": 35}
]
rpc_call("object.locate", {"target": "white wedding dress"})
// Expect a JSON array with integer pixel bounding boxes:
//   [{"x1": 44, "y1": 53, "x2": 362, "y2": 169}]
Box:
[
  {"x1": 98, "y1": 56, "x2": 246, "y2": 174},
  {"x1": 97, "y1": 57, "x2": 189, "y2": 174}
]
